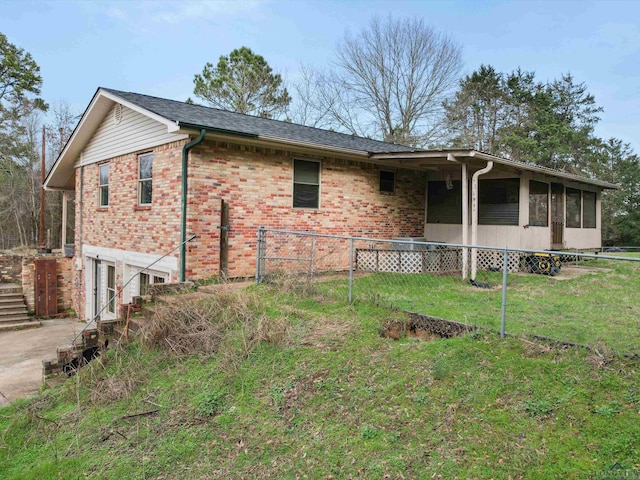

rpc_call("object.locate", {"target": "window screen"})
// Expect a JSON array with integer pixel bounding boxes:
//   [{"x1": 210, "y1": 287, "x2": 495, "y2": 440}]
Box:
[
  {"x1": 427, "y1": 181, "x2": 462, "y2": 224},
  {"x1": 293, "y1": 160, "x2": 320, "y2": 208},
  {"x1": 566, "y1": 188, "x2": 582, "y2": 228},
  {"x1": 479, "y1": 179, "x2": 519, "y2": 225},
  {"x1": 583, "y1": 191, "x2": 596, "y2": 228},
  {"x1": 529, "y1": 180, "x2": 548, "y2": 227}
]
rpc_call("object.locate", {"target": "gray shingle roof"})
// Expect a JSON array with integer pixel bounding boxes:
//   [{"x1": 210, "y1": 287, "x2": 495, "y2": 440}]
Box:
[{"x1": 102, "y1": 88, "x2": 416, "y2": 154}]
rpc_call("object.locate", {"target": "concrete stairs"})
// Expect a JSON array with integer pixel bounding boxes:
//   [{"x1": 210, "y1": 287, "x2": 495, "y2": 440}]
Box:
[{"x1": 0, "y1": 284, "x2": 40, "y2": 332}]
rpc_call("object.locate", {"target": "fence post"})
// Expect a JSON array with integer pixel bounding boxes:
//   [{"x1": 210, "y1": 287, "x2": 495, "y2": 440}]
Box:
[
  {"x1": 349, "y1": 237, "x2": 354, "y2": 303},
  {"x1": 255, "y1": 226, "x2": 264, "y2": 284},
  {"x1": 309, "y1": 235, "x2": 316, "y2": 281},
  {"x1": 500, "y1": 247, "x2": 508, "y2": 338}
]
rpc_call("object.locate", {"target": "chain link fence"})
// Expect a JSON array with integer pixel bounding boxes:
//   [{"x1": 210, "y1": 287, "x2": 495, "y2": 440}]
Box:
[{"x1": 256, "y1": 228, "x2": 640, "y2": 357}]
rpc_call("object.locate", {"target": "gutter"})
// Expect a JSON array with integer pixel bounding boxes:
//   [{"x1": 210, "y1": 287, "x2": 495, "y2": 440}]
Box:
[
  {"x1": 447, "y1": 153, "x2": 469, "y2": 279},
  {"x1": 180, "y1": 129, "x2": 207, "y2": 282}
]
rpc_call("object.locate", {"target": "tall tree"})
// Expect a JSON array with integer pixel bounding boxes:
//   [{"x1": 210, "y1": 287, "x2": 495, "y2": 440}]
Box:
[
  {"x1": 445, "y1": 66, "x2": 603, "y2": 170},
  {"x1": 443, "y1": 65, "x2": 505, "y2": 152},
  {"x1": 0, "y1": 32, "x2": 47, "y2": 248},
  {"x1": 44, "y1": 101, "x2": 78, "y2": 248},
  {"x1": 589, "y1": 138, "x2": 640, "y2": 245},
  {"x1": 193, "y1": 46, "x2": 291, "y2": 118},
  {"x1": 294, "y1": 17, "x2": 462, "y2": 147}
]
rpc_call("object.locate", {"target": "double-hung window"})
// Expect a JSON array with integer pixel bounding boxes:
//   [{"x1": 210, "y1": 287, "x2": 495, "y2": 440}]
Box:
[
  {"x1": 138, "y1": 152, "x2": 153, "y2": 205},
  {"x1": 293, "y1": 159, "x2": 320, "y2": 209},
  {"x1": 99, "y1": 163, "x2": 109, "y2": 207}
]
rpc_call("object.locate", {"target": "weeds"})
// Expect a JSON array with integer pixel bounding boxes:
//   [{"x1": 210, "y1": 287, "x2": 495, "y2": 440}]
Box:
[
  {"x1": 195, "y1": 390, "x2": 226, "y2": 417},
  {"x1": 140, "y1": 289, "x2": 289, "y2": 365},
  {"x1": 594, "y1": 402, "x2": 622, "y2": 417}
]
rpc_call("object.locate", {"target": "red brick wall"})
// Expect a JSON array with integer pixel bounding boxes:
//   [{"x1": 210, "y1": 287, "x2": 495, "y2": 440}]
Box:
[
  {"x1": 0, "y1": 253, "x2": 23, "y2": 284},
  {"x1": 73, "y1": 138, "x2": 425, "y2": 289},
  {"x1": 74, "y1": 141, "x2": 186, "y2": 316},
  {"x1": 81, "y1": 141, "x2": 184, "y2": 255},
  {"x1": 188, "y1": 141, "x2": 426, "y2": 278}
]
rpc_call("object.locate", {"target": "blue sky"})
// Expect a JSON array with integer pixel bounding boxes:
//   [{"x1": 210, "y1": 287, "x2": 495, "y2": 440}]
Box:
[{"x1": 2, "y1": 0, "x2": 640, "y2": 151}]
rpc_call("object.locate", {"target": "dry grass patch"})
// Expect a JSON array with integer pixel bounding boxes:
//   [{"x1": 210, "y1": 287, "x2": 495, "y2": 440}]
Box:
[{"x1": 140, "y1": 289, "x2": 290, "y2": 369}]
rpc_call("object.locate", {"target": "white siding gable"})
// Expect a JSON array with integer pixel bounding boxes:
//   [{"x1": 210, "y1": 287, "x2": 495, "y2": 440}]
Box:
[{"x1": 80, "y1": 103, "x2": 188, "y2": 165}]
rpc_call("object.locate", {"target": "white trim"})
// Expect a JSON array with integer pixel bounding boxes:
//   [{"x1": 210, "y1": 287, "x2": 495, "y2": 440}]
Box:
[{"x1": 82, "y1": 244, "x2": 178, "y2": 271}]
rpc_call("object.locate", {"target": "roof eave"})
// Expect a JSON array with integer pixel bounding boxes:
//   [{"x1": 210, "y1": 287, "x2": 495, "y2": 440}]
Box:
[{"x1": 370, "y1": 149, "x2": 619, "y2": 190}]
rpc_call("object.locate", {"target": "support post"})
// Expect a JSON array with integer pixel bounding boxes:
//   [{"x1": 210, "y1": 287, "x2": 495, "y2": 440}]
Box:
[
  {"x1": 500, "y1": 247, "x2": 508, "y2": 338},
  {"x1": 61, "y1": 191, "x2": 69, "y2": 247},
  {"x1": 461, "y1": 163, "x2": 468, "y2": 279},
  {"x1": 255, "y1": 227, "x2": 264, "y2": 284},
  {"x1": 309, "y1": 235, "x2": 316, "y2": 281}
]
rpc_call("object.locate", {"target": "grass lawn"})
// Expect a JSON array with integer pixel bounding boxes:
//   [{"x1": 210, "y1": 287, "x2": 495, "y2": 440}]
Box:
[
  {"x1": 344, "y1": 256, "x2": 640, "y2": 356},
  {"x1": 1, "y1": 285, "x2": 638, "y2": 479}
]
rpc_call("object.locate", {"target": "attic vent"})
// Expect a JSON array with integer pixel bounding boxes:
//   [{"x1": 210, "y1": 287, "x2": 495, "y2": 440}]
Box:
[{"x1": 113, "y1": 103, "x2": 123, "y2": 125}]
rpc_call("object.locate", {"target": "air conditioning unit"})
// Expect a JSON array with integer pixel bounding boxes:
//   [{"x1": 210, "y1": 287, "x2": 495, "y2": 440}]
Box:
[{"x1": 392, "y1": 237, "x2": 436, "y2": 251}]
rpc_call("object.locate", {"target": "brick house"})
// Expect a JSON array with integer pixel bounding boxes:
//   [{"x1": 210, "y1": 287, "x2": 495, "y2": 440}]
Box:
[{"x1": 44, "y1": 88, "x2": 616, "y2": 321}]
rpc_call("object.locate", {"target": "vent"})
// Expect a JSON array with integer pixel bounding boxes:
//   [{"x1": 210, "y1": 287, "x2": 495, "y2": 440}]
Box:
[{"x1": 113, "y1": 103, "x2": 123, "y2": 125}]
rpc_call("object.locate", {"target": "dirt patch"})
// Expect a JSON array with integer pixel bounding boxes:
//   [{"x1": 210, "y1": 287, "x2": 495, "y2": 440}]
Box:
[
  {"x1": 382, "y1": 312, "x2": 476, "y2": 341},
  {"x1": 552, "y1": 265, "x2": 612, "y2": 280},
  {"x1": 0, "y1": 318, "x2": 81, "y2": 406},
  {"x1": 512, "y1": 265, "x2": 612, "y2": 281}
]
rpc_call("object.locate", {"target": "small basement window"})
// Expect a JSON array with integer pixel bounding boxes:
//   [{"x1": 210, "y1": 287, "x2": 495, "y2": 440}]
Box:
[
  {"x1": 293, "y1": 159, "x2": 320, "y2": 209},
  {"x1": 379, "y1": 170, "x2": 396, "y2": 193},
  {"x1": 139, "y1": 271, "x2": 167, "y2": 296}
]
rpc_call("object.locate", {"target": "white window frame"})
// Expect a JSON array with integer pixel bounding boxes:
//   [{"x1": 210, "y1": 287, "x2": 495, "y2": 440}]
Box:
[
  {"x1": 99, "y1": 163, "x2": 109, "y2": 207},
  {"x1": 292, "y1": 159, "x2": 321, "y2": 209},
  {"x1": 138, "y1": 152, "x2": 153, "y2": 205}
]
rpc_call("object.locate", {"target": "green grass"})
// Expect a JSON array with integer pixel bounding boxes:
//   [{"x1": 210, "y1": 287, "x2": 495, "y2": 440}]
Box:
[
  {"x1": 346, "y1": 257, "x2": 640, "y2": 356},
  {"x1": 1, "y1": 286, "x2": 639, "y2": 479}
]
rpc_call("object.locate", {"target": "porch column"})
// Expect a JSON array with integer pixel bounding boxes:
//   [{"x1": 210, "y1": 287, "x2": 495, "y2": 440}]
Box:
[
  {"x1": 461, "y1": 163, "x2": 468, "y2": 279},
  {"x1": 61, "y1": 191, "x2": 69, "y2": 247}
]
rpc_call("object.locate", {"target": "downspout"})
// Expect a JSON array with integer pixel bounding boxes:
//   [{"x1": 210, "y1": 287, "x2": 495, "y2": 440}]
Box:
[
  {"x1": 180, "y1": 129, "x2": 207, "y2": 282},
  {"x1": 471, "y1": 161, "x2": 494, "y2": 280},
  {"x1": 77, "y1": 164, "x2": 84, "y2": 317},
  {"x1": 447, "y1": 154, "x2": 469, "y2": 279}
]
